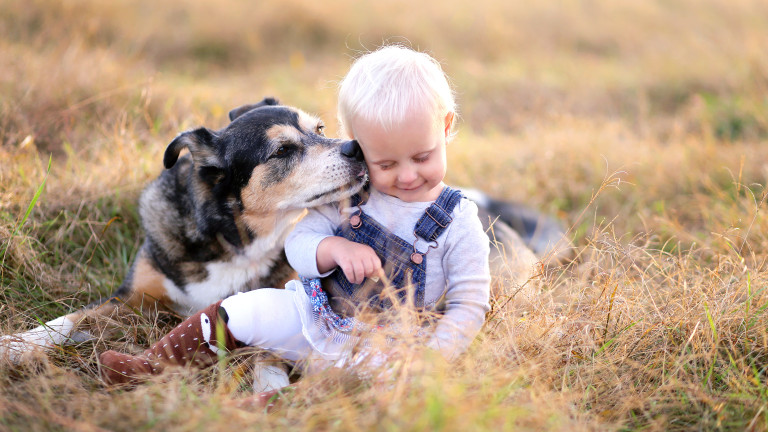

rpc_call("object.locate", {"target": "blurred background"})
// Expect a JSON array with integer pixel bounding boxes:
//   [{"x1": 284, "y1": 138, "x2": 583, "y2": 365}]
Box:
[
  {"x1": 2, "y1": 2, "x2": 765, "y2": 143},
  {"x1": 4, "y1": 0, "x2": 767, "y2": 140},
  {"x1": 2, "y1": 0, "x2": 767, "y2": 220}
]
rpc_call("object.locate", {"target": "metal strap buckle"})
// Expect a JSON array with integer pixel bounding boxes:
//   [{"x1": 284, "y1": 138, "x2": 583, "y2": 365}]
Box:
[{"x1": 426, "y1": 203, "x2": 452, "y2": 228}]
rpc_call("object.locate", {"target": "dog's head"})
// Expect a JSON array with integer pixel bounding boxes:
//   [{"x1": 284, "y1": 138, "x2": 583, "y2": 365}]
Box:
[{"x1": 163, "y1": 98, "x2": 367, "y2": 239}]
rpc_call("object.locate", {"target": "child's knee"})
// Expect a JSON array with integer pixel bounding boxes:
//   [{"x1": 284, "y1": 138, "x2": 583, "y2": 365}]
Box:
[{"x1": 220, "y1": 289, "x2": 297, "y2": 346}]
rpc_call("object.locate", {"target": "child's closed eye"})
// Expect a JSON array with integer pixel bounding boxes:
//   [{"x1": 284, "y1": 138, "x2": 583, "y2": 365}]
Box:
[{"x1": 413, "y1": 153, "x2": 431, "y2": 163}]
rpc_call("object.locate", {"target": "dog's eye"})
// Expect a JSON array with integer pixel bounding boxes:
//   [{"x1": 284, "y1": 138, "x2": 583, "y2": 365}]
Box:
[
  {"x1": 316, "y1": 124, "x2": 325, "y2": 136},
  {"x1": 272, "y1": 146, "x2": 289, "y2": 158}
]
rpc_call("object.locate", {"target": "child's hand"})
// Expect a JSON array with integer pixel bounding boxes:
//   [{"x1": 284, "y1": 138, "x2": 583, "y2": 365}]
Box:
[
  {"x1": 332, "y1": 240, "x2": 383, "y2": 284},
  {"x1": 317, "y1": 237, "x2": 383, "y2": 284}
]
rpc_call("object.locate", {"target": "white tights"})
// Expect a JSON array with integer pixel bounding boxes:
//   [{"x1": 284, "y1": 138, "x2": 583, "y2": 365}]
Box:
[
  {"x1": 220, "y1": 288, "x2": 314, "y2": 362},
  {"x1": 220, "y1": 288, "x2": 393, "y2": 382}
]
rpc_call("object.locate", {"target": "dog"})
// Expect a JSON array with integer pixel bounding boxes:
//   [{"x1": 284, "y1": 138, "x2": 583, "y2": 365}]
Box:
[
  {"x1": 0, "y1": 98, "x2": 571, "y2": 377},
  {"x1": 1, "y1": 97, "x2": 367, "y2": 361}
]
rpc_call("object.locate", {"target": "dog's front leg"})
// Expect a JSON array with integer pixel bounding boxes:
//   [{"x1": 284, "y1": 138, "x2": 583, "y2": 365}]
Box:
[{"x1": 0, "y1": 310, "x2": 94, "y2": 363}]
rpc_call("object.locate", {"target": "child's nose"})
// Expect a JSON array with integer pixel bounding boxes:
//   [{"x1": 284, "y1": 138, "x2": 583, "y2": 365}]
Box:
[{"x1": 397, "y1": 167, "x2": 418, "y2": 183}]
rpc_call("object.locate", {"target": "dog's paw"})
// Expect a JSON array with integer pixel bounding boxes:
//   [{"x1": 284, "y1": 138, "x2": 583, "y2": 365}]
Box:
[
  {"x1": 0, "y1": 316, "x2": 85, "y2": 364},
  {"x1": 0, "y1": 332, "x2": 50, "y2": 364}
]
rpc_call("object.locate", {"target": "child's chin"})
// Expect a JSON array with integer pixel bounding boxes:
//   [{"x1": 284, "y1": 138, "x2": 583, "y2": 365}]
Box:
[{"x1": 392, "y1": 187, "x2": 431, "y2": 202}]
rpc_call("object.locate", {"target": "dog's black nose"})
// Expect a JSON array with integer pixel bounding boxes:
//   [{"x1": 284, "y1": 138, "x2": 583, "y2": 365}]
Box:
[{"x1": 340, "y1": 140, "x2": 364, "y2": 161}]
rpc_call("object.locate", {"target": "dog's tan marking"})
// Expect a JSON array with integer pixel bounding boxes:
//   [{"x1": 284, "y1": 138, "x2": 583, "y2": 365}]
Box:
[
  {"x1": 123, "y1": 256, "x2": 171, "y2": 309},
  {"x1": 297, "y1": 111, "x2": 322, "y2": 133},
  {"x1": 240, "y1": 168, "x2": 294, "y2": 236},
  {"x1": 265, "y1": 125, "x2": 300, "y2": 142}
]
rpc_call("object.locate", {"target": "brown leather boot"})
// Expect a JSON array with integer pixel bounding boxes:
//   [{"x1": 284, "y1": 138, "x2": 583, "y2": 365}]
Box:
[{"x1": 99, "y1": 300, "x2": 241, "y2": 385}]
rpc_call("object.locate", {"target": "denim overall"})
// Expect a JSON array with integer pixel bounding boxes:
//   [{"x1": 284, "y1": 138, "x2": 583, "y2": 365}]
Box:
[{"x1": 302, "y1": 186, "x2": 464, "y2": 340}]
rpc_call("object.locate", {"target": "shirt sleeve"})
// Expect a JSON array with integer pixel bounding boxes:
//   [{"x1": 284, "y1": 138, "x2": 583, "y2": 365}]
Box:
[
  {"x1": 285, "y1": 203, "x2": 342, "y2": 277},
  {"x1": 427, "y1": 199, "x2": 492, "y2": 361}
]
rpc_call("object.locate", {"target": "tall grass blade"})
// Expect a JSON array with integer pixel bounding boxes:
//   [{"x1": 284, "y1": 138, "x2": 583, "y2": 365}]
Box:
[{"x1": 1, "y1": 155, "x2": 52, "y2": 265}]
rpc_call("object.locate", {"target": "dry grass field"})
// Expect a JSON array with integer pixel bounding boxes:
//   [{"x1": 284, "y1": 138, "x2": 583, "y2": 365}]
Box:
[{"x1": 2, "y1": 0, "x2": 768, "y2": 430}]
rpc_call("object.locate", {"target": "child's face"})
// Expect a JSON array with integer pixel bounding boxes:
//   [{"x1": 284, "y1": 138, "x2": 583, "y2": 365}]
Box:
[{"x1": 350, "y1": 108, "x2": 452, "y2": 203}]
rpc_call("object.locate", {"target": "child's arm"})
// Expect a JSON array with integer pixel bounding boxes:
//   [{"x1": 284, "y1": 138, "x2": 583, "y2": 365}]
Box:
[
  {"x1": 427, "y1": 201, "x2": 492, "y2": 361},
  {"x1": 285, "y1": 204, "x2": 382, "y2": 283},
  {"x1": 285, "y1": 205, "x2": 341, "y2": 277}
]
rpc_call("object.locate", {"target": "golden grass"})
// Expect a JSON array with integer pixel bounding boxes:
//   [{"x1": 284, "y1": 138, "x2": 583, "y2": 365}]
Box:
[{"x1": 2, "y1": 0, "x2": 768, "y2": 430}]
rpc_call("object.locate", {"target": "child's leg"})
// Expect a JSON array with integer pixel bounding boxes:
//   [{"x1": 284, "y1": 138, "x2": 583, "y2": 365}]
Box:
[
  {"x1": 220, "y1": 288, "x2": 312, "y2": 362},
  {"x1": 99, "y1": 300, "x2": 239, "y2": 385},
  {"x1": 99, "y1": 289, "x2": 313, "y2": 385},
  {"x1": 221, "y1": 288, "x2": 314, "y2": 392}
]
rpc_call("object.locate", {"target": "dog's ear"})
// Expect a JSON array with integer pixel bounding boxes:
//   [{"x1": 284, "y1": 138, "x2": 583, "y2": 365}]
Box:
[
  {"x1": 228, "y1": 97, "x2": 280, "y2": 121},
  {"x1": 164, "y1": 127, "x2": 222, "y2": 170}
]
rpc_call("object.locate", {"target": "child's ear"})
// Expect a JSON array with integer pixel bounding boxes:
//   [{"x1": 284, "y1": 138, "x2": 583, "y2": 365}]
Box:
[{"x1": 444, "y1": 112, "x2": 455, "y2": 137}]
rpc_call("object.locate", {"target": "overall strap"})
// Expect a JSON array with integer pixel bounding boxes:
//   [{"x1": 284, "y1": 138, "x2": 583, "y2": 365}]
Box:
[{"x1": 413, "y1": 186, "x2": 464, "y2": 242}]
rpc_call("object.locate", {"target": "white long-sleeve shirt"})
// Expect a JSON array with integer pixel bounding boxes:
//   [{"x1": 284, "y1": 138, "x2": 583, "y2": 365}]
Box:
[{"x1": 285, "y1": 188, "x2": 491, "y2": 361}]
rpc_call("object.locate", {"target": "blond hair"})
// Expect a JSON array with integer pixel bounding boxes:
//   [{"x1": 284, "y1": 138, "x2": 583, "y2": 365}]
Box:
[{"x1": 338, "y1": 45, "x2": 456, "y2": 139}]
